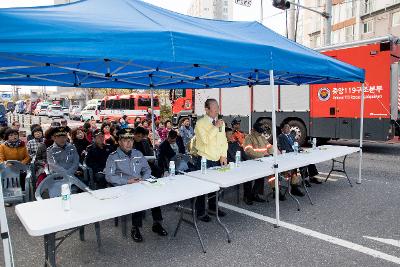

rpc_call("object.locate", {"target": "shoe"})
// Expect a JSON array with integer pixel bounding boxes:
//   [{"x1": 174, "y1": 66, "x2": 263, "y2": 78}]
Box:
[
  {"x1": 209, "y1": 209, "x2": 226, "y2": 217},
  {"x1": 310, "y1": 177, "x2": 322, "y2": 184},
  {"x1": 304, "y1": 179, "x2": 312, "y2": 187},
  {"x1": 197, "y1": 214, "x2": 212, "y2": 222},
  {"x1": 152, "y1": 223, "x2": 168, "y2": 236},
  {"x1": 252, "y1": 194, "x2": 266, "y2": 203},
  {"x1": 243, "y1": 197, "x2": 253, "y2": 205},
  {"x1": 131, "y1": 227, "x2": 143, "y2": 242},
  {"x1": 272, "y1": 190, "x2": 286, "y2": 201},
  {"x1": 291, "y1": 185, "x2": 305, "y2": 197}
]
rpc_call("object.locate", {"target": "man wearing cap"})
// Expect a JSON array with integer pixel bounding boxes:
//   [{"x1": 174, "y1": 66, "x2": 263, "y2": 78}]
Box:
[
  {"x1": 105, "y1": 128, "x2": 167, "y2": 242},
  {"x1": 194, "y1": 98, "x2": 228, "y2": 222},
  {"x1": 47, "y1": 126, "x2": 79, "y2": 176},
  {"x1": 85, "y1": 129, "x2": 113, "y2": 189},
  {"x1": 231, "y1": 117, "x2": 245, "y2": 146}
]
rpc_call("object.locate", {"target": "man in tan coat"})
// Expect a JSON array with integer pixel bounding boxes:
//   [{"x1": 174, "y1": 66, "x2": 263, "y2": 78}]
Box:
[{"x1": 243, "y1": 121, "x2": 272, "y2": 204}]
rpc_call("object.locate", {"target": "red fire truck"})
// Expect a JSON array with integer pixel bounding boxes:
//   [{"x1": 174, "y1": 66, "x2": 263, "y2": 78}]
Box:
[{"x1": 169, "y1": 35, "x2": 400, "y2": 145}]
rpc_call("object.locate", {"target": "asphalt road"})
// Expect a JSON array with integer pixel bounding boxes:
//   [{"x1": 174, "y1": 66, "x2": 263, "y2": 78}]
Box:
[{"x1": 1, "y1": 116, "x2": 400, "y2": 266}]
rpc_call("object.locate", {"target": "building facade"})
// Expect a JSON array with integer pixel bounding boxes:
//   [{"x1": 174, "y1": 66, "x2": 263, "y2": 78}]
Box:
[
  {"x1": 301, "y1": 0, "x2": 400, "y2": 48},
  {"x1": 188, "y1": 0, "x2": 233, "y2": 20}
]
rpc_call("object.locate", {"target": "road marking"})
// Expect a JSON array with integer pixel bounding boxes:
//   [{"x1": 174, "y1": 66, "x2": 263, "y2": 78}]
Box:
[
  {"x1": 220, "y1": 202, "x2": 400, "y2": 265},
  {"x1": 314, "y1": 175, "x2": 337, "y2": 182},
  {"x1": 364, "y1": 236, "x2": 400, "y2": 248},
  {"x1": 319, "y1": 172, "x2": 346, "y2": 178}
]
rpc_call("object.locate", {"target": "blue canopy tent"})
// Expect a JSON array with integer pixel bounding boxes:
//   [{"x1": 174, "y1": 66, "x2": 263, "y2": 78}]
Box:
[{"x1": 0, "y1": 0, "x2": 365, "y2": 259}]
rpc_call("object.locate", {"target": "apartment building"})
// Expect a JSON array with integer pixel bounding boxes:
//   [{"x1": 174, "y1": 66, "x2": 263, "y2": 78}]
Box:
[
  {"x1": 188, "y1": 0, "x2": 233, "y2": 20},
  {"x1": 301, "y1": 0, "x2": 400, "y2": 48}
]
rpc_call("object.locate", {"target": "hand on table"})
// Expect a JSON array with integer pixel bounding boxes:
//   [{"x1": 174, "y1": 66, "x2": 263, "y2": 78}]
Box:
[
  {"x1": 219, "y1": 156, "x2": 227, "y2": 166},
  {"x1": 128, "y1": 178, "x2": 141, "y2": 184}
]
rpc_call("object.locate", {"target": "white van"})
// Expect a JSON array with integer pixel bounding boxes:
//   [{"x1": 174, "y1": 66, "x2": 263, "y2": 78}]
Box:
[
  {"x1": 34, "y1": 102, "x2": 50, "y2": 116},
  {"x1": 80, "y1": 103, "x2": 100, "y2": 122}
]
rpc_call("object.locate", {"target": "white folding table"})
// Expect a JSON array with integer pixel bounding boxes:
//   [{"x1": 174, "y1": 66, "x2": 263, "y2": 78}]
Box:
[
  {"x1": 186, "y1": 145, "x2": 360, "y2": 240},
  {"x1": 15, "y1": 175, "x2": 220, "y2": 266}
]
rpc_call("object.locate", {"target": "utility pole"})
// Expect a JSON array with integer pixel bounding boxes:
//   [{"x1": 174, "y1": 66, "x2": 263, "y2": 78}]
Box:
[
  {"x1": 325, "y1": 0, "x2": 332, "y2": 46},
  {"x1": 288, "y1": 3, "x2": 296, "y2": 40}
]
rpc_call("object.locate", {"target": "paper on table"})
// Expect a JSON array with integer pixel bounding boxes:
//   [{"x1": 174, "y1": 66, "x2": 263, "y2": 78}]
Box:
[{"x1": 89, "y1": 187, "x2": 127, "y2": 200}]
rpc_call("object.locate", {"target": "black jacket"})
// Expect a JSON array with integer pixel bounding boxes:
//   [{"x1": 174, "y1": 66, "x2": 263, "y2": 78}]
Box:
[
  {"x1": 158, "y1": 138, "x2": 186, "y2": 172},
  {"x1": 277, "y1": 133, "x2": 295, "y2": 153},
  {"x1": 227, "y1": 141, "x2": 249, "y2": 163},
  {"x1": 85, "y1": 143, "x2": 113, "y2": 174},
  {"x1": 73, "y1": 138, "x2": 90, "y2": 163},
  {"x1": 134, "y1": 140, "x2": 154, "y2": 156}
]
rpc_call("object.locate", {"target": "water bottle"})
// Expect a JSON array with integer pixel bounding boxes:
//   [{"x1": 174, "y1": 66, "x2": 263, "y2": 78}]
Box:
[
  {"x1": 201, "y1": 156, "x2": 207, "y2": 174},
  {"x1": 169, "y1": 161, "x2": 175, "y2": 177},
  {"x1": 235, "y1": 151, "x2": 241, "y2": 167},
  {"x1": 293, "y1": 142, "x2": 299, "y2": 155},
  {"x1": 61, "y1": 183, "x2": 71, "y2": 211},
  {"x1": 312, "y1": 138, "x2": 317, "y2": 150}
]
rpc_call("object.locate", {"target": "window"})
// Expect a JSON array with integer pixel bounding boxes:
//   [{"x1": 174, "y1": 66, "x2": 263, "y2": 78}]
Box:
[
  {"x1": 224, "y1": 0, "x2": 228, "y2": 6},
  {"x1": 137, "y1": 98, "x2": 160, "y2": 107},
  {"x1": 393, "y1": 11, "x2": 400, "y2": 26},
  {"x1": 364, "y1": 0, "x2": 374, "y2": 14},
  {"x1": 345, "y1": 2, "x2": 354, "y2": 19},
  {"x1": 331, "y1": 30, "x2": 340, "y2": 44},
  {"x1": 345, "y1": 25, "x2": 354, "y2": 42},
  {"x1": 112, "y1": 99, "x2": 121, "y2": 109},
  {"x1": 100, "y1": 100, "x2": 105, "y2": 110},
  {"x1": 129, "y1": 99, "x2": 135, "y2": 110},
  {"x1": 363, "y1": 20, "x2": 374, "y2": 33},
  {"x1": 223, "y1": 7, "x2": 228, "y2": 13},
  {"x1": 106, "y1": 100, "x2": 112, "y2": 109}
]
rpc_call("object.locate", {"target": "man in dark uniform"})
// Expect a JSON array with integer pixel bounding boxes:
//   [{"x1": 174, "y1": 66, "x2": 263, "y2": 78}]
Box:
[
  {"x1": 85, "y1": 129, "x2": 113, "y2": 189},
  {"x1": 47, "y1": 126, "x2": 79, "y2": 176},
  {"x1": 105, "y1": 128, "x2": 167, "y2": 242}
]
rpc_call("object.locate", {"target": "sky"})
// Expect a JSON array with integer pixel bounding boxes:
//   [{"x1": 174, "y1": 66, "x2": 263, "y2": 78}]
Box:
[
  {"x1": 0, "y1": 0, "x2": 286, "y2": 33},
  {"x1": 0, "y1": 0, "x2": 286, "y2": 93}
]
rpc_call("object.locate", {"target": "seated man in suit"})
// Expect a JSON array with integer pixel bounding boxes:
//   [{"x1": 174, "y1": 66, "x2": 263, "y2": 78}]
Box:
[
  {"x1": 278, "y1": 123, "x2": 321, "y2": 186},
  {"x1": 158, "y1": 130, "x2": 188, "y2": 174}
]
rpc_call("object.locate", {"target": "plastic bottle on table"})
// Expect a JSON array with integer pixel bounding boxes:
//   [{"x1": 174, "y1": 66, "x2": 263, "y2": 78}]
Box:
[
  {"x1": 293, "y1": 142, "x2": 299, "y2": 155},
  {"x1": 169, "y1": 161, "x2": 175, "y2": 177},
  {"x1": 235, "y1": 151, "x2": 241, "y2": 167},
  {"x1": 61, "y1": 183, "x2": 71, "y2": 211},
  {"x1": 201, "y1": 156, "x2": 207, "y2": 174}
]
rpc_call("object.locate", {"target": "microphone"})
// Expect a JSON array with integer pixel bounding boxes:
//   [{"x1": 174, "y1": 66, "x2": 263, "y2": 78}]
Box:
[{"x1": 217, "y1": 114, "x2": 223, "y2": 132}]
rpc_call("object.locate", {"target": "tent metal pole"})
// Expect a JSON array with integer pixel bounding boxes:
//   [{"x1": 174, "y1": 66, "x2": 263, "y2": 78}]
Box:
[
  {"x1": 270, "y1": 70, "x2": 280, "y2": 227},
  {"x1": 150, "y1": 89, "x2": 156, "y2": 150},
  {"x1": 249, "y1": 85, "x2": 252, "y2": 134},
  {"x1": 357, "y1": 83, "x2": 365, "y2": 184}
]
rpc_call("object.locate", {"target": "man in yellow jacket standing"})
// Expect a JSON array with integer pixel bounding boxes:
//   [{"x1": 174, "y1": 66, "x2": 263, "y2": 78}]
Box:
[{"x1": 194, "y1": 98, "x2": 228, "y2": 222}]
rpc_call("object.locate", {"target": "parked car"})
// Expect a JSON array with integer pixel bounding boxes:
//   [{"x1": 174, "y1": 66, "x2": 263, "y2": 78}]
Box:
[
  {"x1": 34, "y1": 102, "x2": 49, "y2": 116},
  {"x1": 69, "y1": 106, "x2": 81, "y2": 120},
  {"x1": 0, "y1": 104, "x2": 7, "y2": 126},
  {"x1": 80, "y1": 104, "x2": 100, "y2": 122},
  {"x1": 62, "y1": 107, "x2": 69, "y2": 116},
  {"x1": 46, "y1": 105, "x2": 64, "y2": 118}
]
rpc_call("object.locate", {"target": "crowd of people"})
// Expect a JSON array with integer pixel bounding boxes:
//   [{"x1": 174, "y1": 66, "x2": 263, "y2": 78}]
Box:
[{"x1": 0, "y1": 98, "x2": 322, "y2": 242}]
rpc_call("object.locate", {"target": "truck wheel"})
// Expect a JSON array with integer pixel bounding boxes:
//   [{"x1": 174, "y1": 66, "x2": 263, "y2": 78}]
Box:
[
  {"x1": 257, "y1": 118, "x2": 273, "y2": 143},
  {"x1": 288, "y1": 120, "x2": 307, "y2": 146}
]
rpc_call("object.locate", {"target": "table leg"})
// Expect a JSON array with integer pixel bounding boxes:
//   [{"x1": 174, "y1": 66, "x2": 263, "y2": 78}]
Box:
[
  {"x1": 287, "y1": 177, "x2": 300, "y2": 211},
  {"x1": 191, "y1": 197, "x2": 206, "y2": 253},
  {"x1": 173, "y1": 204, "x2": 184, "y2": 237},
  {"x1": 121, "y1": 216, "x2": 127, "y2": 238},
  {"x1": 44, "y1": 233, "x2": 56, "y2": 267},
  {"x1": 215, "y1": 190, "x2": 231, "y2": 243},
  {"x1": 325, "y1": 156, "x2": 352, "y2": 187}
]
